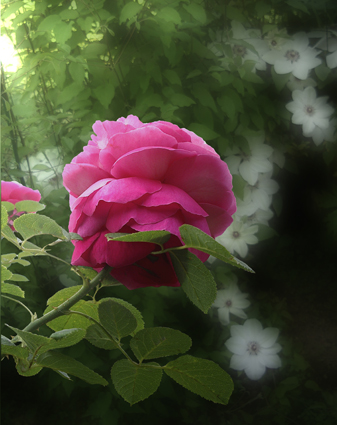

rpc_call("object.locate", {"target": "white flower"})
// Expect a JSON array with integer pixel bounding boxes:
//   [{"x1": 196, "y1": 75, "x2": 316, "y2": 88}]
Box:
[
  {"x1": 213, "y1": 281, "x2": 250, "y2": 325},
  {"x1": 247, "y1": 208, "x2": 274, "y2": 226},
  {"x1": 249, "y1": 173, "x2": 279, "y2": 211},
  {"x1": 313, "y1": 30, "x2": 337, "y2": 69},
  {"x1": 285, "y1": 86, "x2": 334, "y2": 134},
  {"x1": 217, "y1": 216, "x2": 259, "y2": 258},
  {"x1": 286, "y1": 74, "x2": 317, "y2": 91},
  {"x1": 225, "y1": 318, "x2": 282, "y2": 380},
  {"x1": 262, "y1": 32, "x2": 322, "y2": 80},
  {"x1": 264, "y1": 28, "x2": 289, "y2": 51},
  {"x1": 225, "y1": 132, "x2": 273, "y2": 185},
  {"x1": 230, "y1": 21, "x2": 268, "y2": 72},
  {"x1": 304, "y1": 117, "x2": 337, "y2": 145}
]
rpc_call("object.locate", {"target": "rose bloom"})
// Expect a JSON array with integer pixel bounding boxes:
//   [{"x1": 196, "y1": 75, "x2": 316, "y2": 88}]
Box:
[
  {"x1": 63, "y1": 115, "x2": 236, "y2": 289},
  {"x1": 1, "y1": 181, "x2": 41, "y2": 230}
]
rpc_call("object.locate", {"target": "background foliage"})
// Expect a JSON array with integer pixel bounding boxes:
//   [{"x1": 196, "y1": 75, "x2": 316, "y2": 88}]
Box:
[{"x1": 1, "y1": 0, "x2": 337, "y2": 424}]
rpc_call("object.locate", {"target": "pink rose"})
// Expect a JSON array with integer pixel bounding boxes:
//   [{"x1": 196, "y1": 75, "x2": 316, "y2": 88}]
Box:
[
  {"x1": 63, "y1": 115, "x2": 236, "y2": 289},
  {"x1": 1, "y1": 181, "x2": 41, "y2": 230}
]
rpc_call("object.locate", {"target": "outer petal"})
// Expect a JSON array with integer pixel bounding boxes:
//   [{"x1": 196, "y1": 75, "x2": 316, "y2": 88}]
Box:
[
  {"x1": 244, "y1": 355, "x2": 266, "y2": 380},
  {"x1": 111, "y1": 253, "x2": 180, "y2": 289},
  {"x1": 258, "y1": 353, "x2": 282, "y2": 369},
  {"x1": 63, "y1": 163, "x2": 111, "y2": 198},
  {"x1": 229, "y1": 352, "x2": 251, "y2": 370},
  {"x1": 225, "y1": 336, "x2": 247, "y2": 355}
]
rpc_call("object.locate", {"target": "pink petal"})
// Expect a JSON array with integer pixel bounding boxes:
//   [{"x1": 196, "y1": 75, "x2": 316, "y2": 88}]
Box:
[
  {"x1": 81, "y1": 178, "x2": 162, "y2": 216},
  {"x1": 62, "y1": 163, "x2": 111, "y2": 197},
  {"x1": 164, "y1": 155, "x2": 234, "y2": 208},
  {"x1": 107, "y1": 126, "x2": 178, "y2": 162},
  {"x1": 111, "y1": 147, "x2": 194, "y2": 180},
  {"x1": 111, "y1": 253, "x2": 180, "y2": 289}
]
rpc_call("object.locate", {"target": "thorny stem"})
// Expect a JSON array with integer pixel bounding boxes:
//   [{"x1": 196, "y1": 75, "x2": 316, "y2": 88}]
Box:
[{"x1": 22, "y1": 267, "x2": 112, "y2": 334}]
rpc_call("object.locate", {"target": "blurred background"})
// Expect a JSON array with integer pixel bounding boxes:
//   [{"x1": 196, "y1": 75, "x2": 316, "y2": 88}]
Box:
[{"x1": 1, "y1": 0, "x2": 337, "y2": 423}]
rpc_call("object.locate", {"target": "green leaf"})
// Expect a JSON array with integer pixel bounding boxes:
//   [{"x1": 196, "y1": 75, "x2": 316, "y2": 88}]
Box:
[
  {"x1": 120, "y1": 2, "x2": 143, "y2": 24},
  {"x1": 98, "y1": 299, "x2": 138, "y2": 340},
  {"x1": 99, "y1": 297, "x2": 144, "y2": 336},
  {"x1": 2, "y1": 202, "x2": 15, "y2": 212},
  {"x1": 1, "y1": 204, "x2": 9, "y2": 230},
  {"x1": 9, "y1": 273, "x2": 29, "y2": 282},
  {"x1": 192, "y1": 83, "x2": 217, "y2": 112},
  {"x1": 1, "y1": 342, "x2": 30, "y2": 360},
  {"x1": 85, "y1": 324, "x2": 119, "y2": 350},
  {"x1": 218, "y1": 95, "x2": 236, "y2": 121},
  {"x1": 164, "y1": 355, "x2": 233, "y2": 404},
  {"x1": 16, "y1": 358, "x2": 42, "y2": 377},
  {"x1": 106, "y1": 230, "x2": 171, "y2": 247},
  {"x1": 7, "y1": 326, "x2": 86, "y2": 355},
  {"x1": 14, "y1": 201, "x2": 45, "y2": 214},
  {"x1": 183, "y1": 3, "x2": 207, "y2": 24},
  {"x1": 37, "y1": 351, "x2": 108, "y2": 386},
  {"x1": 188, "y1": 123, "x2": 219, "y2": 141},
  {"x1": 1, "y1": 282, "x2": 25, "y2": 298},
  {"x1": 1, "y1": 265, "x2": 13, "y2": 283},
  {"x1": 179, "y1": 224, "x2": 254, "y2": 273},
  {"x1": 130, "y1": 327, "x2": 192, "y2": 362},
  {"x1": 13, "y1": 214, "x2": 69, "y2": 241},
  {"x1": 1, "y1": 335, "x2": 15, "y2": 346},
  {"x1": 93, "y1": 84, "x2": 115, "y2": 109},
  {"x1": 170, "y1": 93, "x2": 195, "y2": 107},
  {"x1": 38, "y1": 14, "x2": 62, "y2": 31},
  {"x1": 169, "y1": 250, "x2": 217, "y2": 313},
  {"x1": 111, "y1": 360, "x2": 162, "y2": 405},
  {"x1": 157, "y1": 7, "x2": 181, "y2": 24}
]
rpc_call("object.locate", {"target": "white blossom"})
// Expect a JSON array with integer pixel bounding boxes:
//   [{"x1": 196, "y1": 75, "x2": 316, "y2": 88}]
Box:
[
  {"x1": 216, "y1": 216, "x2": 259, "y2": 258},
  {"x1": 313, "y1": 30, "x2": 337, "y2": 69},
  {"x1": 286, "y1": 86, "x2": 334, "y2": 134},
  {"x1": 262, "y1": 32, "x2": 322, "y2": 80},
  {"x1": 225, "y1": 132, "x2": 273, "y2": 185},
  {"x1": 247, "y1": 208, "x2": 274, "y2": 226},
  {"x1": 304, "y1": 117, "x2": 337, "y2": 145},
  {"x1": 286, "y1": 74, "x2": 317, "y2": 91},
  {"x1": 225, "y1": 318, "x2": 282, "y2": 380},
  {"x1": 212, "y1": 280, "x2": 250, "y2": 325}
]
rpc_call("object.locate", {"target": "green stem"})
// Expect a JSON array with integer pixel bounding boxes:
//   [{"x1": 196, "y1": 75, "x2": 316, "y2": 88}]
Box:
[
  {"x1": 22, "y1": 267, "x2": 112, "y2": 333},
  {"x1": 1, "y1": 294, "x2": 35, "y2": 320},
  {"x1": 151, "y1": 245, "x2": 188, "y2": 256}
]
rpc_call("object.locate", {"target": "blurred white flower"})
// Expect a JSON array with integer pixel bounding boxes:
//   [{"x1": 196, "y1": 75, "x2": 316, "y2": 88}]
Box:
[
  {"x1": 225, "y1": 318, "x2": 282, "y2": 380},
  {"x1": 286, "y1": 86, "x2": 334, "y2": 134},
  {"x1": 249, "y1": 173, "x2": 279, "y2": 211},
  {"x1": 264, "y1": 28, "x2": 289, "y2": 51},
  {"x1": 216, "y1": 216, "x2": 259, "y2": 258},
  {"x1": 262, "y1": 32, "x2": 322, "y2": 80},
  {"x1": 225, "y1": 133, "x2": 273, "y2": 185},
  {"x1": 230, "y1": 21, "x2": 268, "y2": 72},
  {"x1": 304, "y1": 117, "x2": 337, "y2": 145},
  {"x1": 213, "y1": 281, "x2": 250, "y2": 325},
  {"x1": 247, "y1": 208, "x2": 274, "y2": 226},
  {"x1": 313, "y1": 29, "x2": 337, "y2": 69},
  {"x1": 286, "y1": 74, "x2": 317, "y2": 91}
]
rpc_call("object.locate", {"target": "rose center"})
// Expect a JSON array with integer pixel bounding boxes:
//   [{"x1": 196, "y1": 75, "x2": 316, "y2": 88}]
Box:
[
  {"x1": 232, "y1": 231, "x2": 240, "y2": 238},
  {"x1": 285, "y1": 50, "x2": 300, "y2": 63},
  {"x1": 247, "y1": 341, "x2": 260, "y2": 355},
  {"x1": 233, "y1": 44, "x2": 247, "y2": 57},
  {"x1": 225, "y1": 299, "x2": 232, "y2": 307},
  {"x1": 305, "y1": 105, "x2": 315, "y2": 115}
]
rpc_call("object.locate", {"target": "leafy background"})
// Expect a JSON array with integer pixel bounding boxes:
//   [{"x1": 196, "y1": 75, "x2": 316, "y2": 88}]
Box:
[{"x1": 1, "y1": 0, "x2": 337, "y2": 424}]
